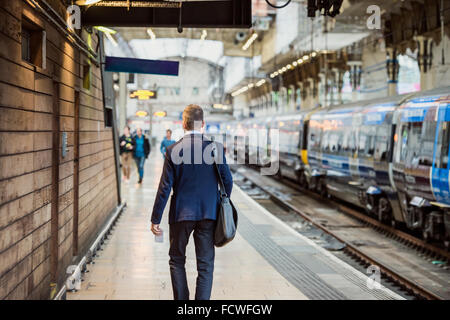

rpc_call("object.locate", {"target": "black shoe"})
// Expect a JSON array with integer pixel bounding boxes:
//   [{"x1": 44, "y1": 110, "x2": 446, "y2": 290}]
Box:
[{"x1": 138, "y1": 178, "x2": 143, "y2": 184}]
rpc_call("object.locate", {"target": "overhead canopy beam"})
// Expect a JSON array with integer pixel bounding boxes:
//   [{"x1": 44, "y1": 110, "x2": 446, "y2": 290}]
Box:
[{"x1": 81, "y1": 0, "x2": 252, "y2": 28}]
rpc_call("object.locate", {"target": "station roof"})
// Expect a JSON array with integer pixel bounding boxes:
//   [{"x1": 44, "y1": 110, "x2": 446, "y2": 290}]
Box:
[{"x1": 129, "y1": 38, "x2": 226, "y2": 66}]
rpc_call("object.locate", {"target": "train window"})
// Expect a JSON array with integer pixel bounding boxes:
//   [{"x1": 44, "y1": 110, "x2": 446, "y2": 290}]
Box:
[
  {"x1": 374, "y1": 125, "x2": 389, "y2": 161},
  {"x1": 298, "y1": 128, "x2": 303, "y2": 149},
  {"x1": 329, "y1": 132, "x2": 340, "y2": 154},
  {"x1": 404, "y1": 122, "x2": 422, "y2": 164},
  {"x1": 358, "y1": 126, "x2": 375, "y2": 157},
  {"x1": 321, "y1": 131, "x2": 329, "y2": 152},
  {"x1": 398, "y1": 124, "x2": 410, "y2": 163},
  {"x1": 367, "y1": 126, "x2": 376, "y2": 157},
  {"x1": 403, "y1": 121, "x2": 435, "y2": 167},
  {"x1": 308, "y1": 124, "x2": 322, "y2": 152},
  {"x1": 435, "y1": 122, "x2": 450, "y2": 169},
  {"x1": 342, "y1": 128, "x2": 350, "y2": 154},
  {"x1": 351, "y1": 129, "x2": 358, "y2": 155},
  {"x1": 418, "y1": 121, "x2": 436, "y2": 166},
  {"x1": 336, "y1": 129, "x2": 344, "y2": 155}
]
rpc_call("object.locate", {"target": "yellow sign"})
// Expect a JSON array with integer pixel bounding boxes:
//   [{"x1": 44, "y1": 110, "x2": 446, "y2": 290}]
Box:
[
  {"x1": 129, "y1": 90, "x2": 157, "y2": 100},
  {"x1": 153, "y1": 111, "x2": 167, "y2": 118},
  {"x1": 136, "y1": 110, "x2": 149, "y2": 117}
]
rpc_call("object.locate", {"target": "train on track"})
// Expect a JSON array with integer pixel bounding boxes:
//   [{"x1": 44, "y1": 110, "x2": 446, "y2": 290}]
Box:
[{"x1": 220, "y1": 87, "x2": 450, "y2": 248}]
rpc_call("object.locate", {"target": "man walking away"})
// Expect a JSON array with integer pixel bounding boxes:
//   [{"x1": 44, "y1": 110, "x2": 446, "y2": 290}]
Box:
[
  {"x1": 150, "y1": 104, "x2": 233, "y2": 300},
  {"x1": 160, "y1": 129, "x2": 176, "y2": 158},
  {"x1": 133, "y1": 128, "x2": 151, "y2": 184},
  {"x1": 119, "y1": 126, "x2": 134, "y2": 184}
]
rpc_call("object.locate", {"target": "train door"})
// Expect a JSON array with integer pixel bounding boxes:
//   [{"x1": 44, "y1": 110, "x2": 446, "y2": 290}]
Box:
[
  {"x1": 349, "y1": 115, "x2": 361, "y2": 187},
  {"x1": 431, "y1": 103, "x2": 450, "y2": 203},
  {"x1": 403, "y1": 120, "x2": 435, "y2": 199},
  {"x1": 392, "y1": 120, "x2": 409, "y2": 217},
  {"x1": 300, "y1": 120, "x2": 308, "y2": 165}
]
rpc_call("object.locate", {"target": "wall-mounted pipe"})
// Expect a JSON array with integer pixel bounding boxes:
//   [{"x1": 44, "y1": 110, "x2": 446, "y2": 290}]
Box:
[{"x1": 26, "y1": 0, "x2": 99, "y2": 66}]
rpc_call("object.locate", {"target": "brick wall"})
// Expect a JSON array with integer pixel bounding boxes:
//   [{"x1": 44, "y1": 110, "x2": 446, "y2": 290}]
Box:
[{"x1": 0, "y1": 0, "x2": 119, "y2": 299}]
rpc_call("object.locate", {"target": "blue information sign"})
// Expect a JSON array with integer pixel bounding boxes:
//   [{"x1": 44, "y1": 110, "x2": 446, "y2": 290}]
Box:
[{"x1": 105, "y1": 56, "x2": 179, "y2": 76}]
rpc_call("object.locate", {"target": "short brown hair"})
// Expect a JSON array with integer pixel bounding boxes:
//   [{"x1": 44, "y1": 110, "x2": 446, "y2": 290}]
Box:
[{"x1": 182, "y1": 104, "x2": 204, "y2": 131}]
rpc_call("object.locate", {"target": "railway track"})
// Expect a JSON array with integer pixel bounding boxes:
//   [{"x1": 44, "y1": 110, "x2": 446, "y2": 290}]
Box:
[
  {"x1": 279, "y1": 176, "x2": 450, "y2": 265},
  {"x1": 231, "y1": 164, "x2": 450, "y2": 300}
]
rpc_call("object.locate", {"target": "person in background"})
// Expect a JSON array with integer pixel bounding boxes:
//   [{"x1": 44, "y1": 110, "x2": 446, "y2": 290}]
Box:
[
  {"x1": 160, "y1": 129, "x2": 176, "y2": 158},
  {"x1": 133, "y1": 128, "x2": 151, "y2": 184},
  {"x1": 119, "y1": 126, "x2": 134, "y2": 184}
]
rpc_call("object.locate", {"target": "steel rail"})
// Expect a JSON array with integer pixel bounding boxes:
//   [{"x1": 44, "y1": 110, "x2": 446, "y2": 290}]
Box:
[
  {"x1": 280, "y1": 177, "x2": 450, "y2": 262},
  {"x1": 236, "y1": 168, "x2": 444, "y2": 300}
]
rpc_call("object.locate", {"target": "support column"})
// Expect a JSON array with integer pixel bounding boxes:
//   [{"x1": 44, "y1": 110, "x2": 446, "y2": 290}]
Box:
[
  {"x1": 271, "y1": 91, "x2": 278, "y2": 114},
  {"x1": 386, "y1": 47, "x2": 399, "y2": 96},
  {"x1": 280, "y1": 87, "x2": 288, "y2": 113},
  {"x1": 416, "y1": 36, "x2": 434, "y2": 91},
  {"x1": 148, "y1": 103, "x2": 153, "y2": 142},
  {"x1": 295, "y1": 86, "x2": 301, "y2": 111},
  {"x1": 330, "y1": 69, "x2": 338, "y2": 106},
  {"x1": 308, "y1": 78, "x2": 319, "y2": 109},
  {"x1": 314, "y1": 78, "x2": 320, "y2": 108},
  {"x1": 259, "y1": 95, "x2": 266, "y2": 116},
  {"x1": 289, "y1": 85, "x2": 296, "y2": 112},
  {"x1": 299, "y1": 82, "x2": 307, "y2": 111},
  {"x1": 306, "y1": 78, "x2": 314, "y2": 109},
  {"x1": 318, "y1": 73, "x2": 325, "y2": 107},
  {"x1": 334, "y1": 68, "x2": 344, "y2": 105},
  {"x1": 118, "y1": 73, "x2": 128, "y2": 130},
  {"x1": 348, "y1": 61, "x2": 362, "y2": 102}
]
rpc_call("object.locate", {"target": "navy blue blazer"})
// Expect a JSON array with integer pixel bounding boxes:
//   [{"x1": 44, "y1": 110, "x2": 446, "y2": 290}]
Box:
[{"x1": 151, "y1": 134, "x2": 233, "y2": 225}]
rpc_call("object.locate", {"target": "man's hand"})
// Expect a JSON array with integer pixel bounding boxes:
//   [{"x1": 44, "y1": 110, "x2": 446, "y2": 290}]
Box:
[
  {"x1": 120, "y1": 141, "x2": 126, "y2": 146},
  {"x1": 151, "y1": 223, "x2": 162, "y2": 235}
]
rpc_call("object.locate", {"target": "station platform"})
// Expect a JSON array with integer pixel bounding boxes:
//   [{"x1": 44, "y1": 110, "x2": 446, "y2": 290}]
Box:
[{"x1": 67, "y1": 153, "x2": 403, "y2": 300}]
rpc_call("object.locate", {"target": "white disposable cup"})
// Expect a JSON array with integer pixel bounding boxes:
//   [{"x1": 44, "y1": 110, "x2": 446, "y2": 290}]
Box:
[{"x1": 155, "y1": 229, "x2": 164, "y2": 243}]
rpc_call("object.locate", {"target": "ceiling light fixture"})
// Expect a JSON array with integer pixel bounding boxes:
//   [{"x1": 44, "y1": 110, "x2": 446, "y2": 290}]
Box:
[
  {"x1": 242, "y1": 32, "x2": 258, "y2": 51},
  {"x1": 146, "y1": 28, "x2": 156, "y2": 40},
  {"x1": 104, "y1": 31, "x2": 118, "y2": 46},
  {"x1": 77, "y1": 0, "x2": 181, "y2": 8},
  {"x1": 200, "y1": 29, "x2": 207, "y2": 41},
  {"x1": 76, "y1": 0, "x2": 102, "y2": 5},
  {"x1": 232, "y1": 85, "x2": 251, "y2": 97},
  {"x1": 94, "y1": 26, "x2": 117, "y2": 34},
  {"x1": 256, "y1": 79, "x2": 266, "y2": 87}
]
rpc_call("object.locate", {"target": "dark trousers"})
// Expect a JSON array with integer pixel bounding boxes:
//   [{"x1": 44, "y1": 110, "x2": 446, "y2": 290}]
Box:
[
  {"x1": 169, "y1": 220, "x2": 215, "y2": 300},
  {"x1": 134, "y1": 156, "x2": 145, "y2": 179}
]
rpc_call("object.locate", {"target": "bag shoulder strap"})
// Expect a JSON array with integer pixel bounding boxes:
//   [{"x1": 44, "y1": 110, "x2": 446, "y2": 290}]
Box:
[{"x1": 212, "y1": 143, "x2": 227, "y2": 198}]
